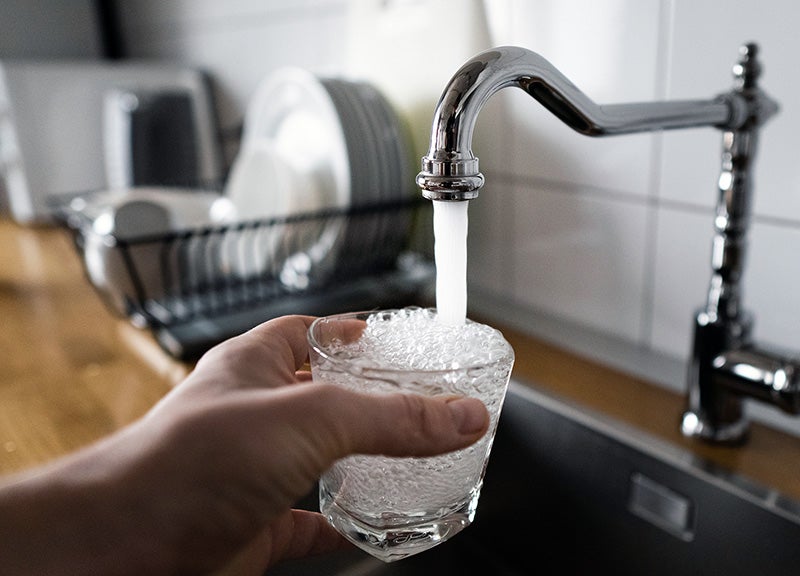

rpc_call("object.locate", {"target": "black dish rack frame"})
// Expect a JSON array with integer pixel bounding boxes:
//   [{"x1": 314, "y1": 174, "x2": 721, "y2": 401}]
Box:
[{"x1": 56, "y1": 195, "x2": 434, "y2": 360}]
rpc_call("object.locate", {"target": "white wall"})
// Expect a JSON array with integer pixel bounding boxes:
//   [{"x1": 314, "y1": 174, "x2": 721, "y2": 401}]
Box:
[
  {"x1": 119, "y1": 0, "x2": 800, "y2": 435},
  {"x1": 0, "y1": 0, "x2": 102, "y2": 59}
]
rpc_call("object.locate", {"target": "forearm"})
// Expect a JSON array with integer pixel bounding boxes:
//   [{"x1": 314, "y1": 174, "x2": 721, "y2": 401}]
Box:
[{"x1": 0, "y1": 430, "x2": 169, "y2": 575}]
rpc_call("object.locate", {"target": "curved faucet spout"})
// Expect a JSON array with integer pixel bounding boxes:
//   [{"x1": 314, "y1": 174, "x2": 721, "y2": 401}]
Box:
[
  {"x1": 416, "y1": 45, "x2": 777, "y2": 201},
  {"x1": 416, "y1": 42, "x2": 798, "y2": 446}
]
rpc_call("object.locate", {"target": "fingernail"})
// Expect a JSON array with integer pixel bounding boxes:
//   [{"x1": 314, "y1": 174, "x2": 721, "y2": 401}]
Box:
[{"x1": 446, "y1": 398, "x2": 487, "y2": 435}]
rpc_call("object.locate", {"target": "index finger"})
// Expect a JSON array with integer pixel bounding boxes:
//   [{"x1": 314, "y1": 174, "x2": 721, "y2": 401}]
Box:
[{"x1": 242, "y1": 315, "x2": 317, "y2": 372}]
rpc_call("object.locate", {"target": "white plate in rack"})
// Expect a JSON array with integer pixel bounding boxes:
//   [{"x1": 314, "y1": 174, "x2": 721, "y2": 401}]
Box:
[
  {"x1": 319, "y1": 77, "x2": 413, "y2": 268},
  {"x1": 240, "y1": 67, "x2": 352, "y2": 287},
  {"x1": 223, "y1": 140, "x2": 323, "y2": 278}
]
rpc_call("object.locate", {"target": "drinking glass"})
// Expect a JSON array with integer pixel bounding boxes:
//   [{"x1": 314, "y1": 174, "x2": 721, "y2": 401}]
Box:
[{"x1": 307, "y1": 308, "x2": 514, "y2": 562}]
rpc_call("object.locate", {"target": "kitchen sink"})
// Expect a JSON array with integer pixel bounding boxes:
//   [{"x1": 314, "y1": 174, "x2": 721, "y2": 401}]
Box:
[{"x1": 271, "y1": 381, "x2": 800, "y2": 575}]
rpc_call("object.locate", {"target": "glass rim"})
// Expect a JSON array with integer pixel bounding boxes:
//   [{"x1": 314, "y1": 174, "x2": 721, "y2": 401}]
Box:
[{"x1": 306, "y1": 308, "x2": 514, "y2": 375}]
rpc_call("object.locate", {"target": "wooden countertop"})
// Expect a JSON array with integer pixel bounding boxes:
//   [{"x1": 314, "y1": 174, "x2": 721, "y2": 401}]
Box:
[
  {"x1": 1, "y1": 217, "x2": 799, "y2": 504},
  {"x1": 0, "y1": 219, "x2": 181, "y2": 475}
]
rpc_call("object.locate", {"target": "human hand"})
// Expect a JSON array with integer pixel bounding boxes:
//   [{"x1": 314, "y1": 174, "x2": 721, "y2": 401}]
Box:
[
  {"x1": 1, "y1": 316, "x2": 490, "y2": 575},
  {"x1": 144, "y1": 315, "x2": 490, "y2": 574}
]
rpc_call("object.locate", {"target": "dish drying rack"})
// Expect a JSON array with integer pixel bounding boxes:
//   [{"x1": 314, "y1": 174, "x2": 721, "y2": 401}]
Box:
[{"x1": 55, "y1": 195, "x2": 434, "y2": 360}]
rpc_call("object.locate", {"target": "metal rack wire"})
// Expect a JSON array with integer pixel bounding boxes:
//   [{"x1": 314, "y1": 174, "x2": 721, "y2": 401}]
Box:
[{"x1": 56, "y1": 194, "x2": 434, "y2": 359}]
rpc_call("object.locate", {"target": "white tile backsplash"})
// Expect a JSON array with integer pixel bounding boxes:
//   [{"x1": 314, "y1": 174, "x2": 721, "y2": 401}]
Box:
[
  {"x1": 506, "y1": 0, "x2": 664, "y2": 102},
  {"x1": 650, "y1": 204, "x2": 713, "y2": 358},
  {"x1": 502, "y1": 0, "x2": 664, "y2": 195},
  {"x1": 466, "y1": 174, "x2": 515, "y2": 298},
  {"x1": 664, "y1": 0, "x2": 800, "y2": 220},
  {"x1": 119, "y1": 0, "x2": 800, "y2": 435},
  {"x1": 510, "y1": 182, "x2": 650, "y2": 342},
  {"x1": 746, "y1": 220, "x2": 800, "y2": 349}
]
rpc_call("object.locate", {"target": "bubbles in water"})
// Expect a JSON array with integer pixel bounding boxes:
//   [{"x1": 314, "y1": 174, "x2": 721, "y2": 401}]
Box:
[
  {"x1": 328, "y1": 307, "x2": 513, "y2": 373},
  {"x1": 317, "y1": 307, "x2": 515, "y2": 520}
]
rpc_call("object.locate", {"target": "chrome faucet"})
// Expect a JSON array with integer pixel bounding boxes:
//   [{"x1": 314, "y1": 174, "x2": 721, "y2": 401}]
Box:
[{"x1": 417, "y1": 44, "x2": 798, "y2": 444}]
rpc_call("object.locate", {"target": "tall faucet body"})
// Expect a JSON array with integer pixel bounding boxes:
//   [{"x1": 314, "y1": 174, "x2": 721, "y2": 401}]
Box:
[{"x1": 417, "y1": 44, "x2": 798, "y2": 444}]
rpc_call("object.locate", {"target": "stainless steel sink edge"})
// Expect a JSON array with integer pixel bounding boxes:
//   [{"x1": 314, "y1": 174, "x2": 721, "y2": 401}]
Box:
[{"x1": 506, "y1": 379, "x2": 800, "y2": 525}]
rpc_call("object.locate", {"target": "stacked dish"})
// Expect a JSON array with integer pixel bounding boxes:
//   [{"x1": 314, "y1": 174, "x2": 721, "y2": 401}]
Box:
[
  {"x1": 318, "y1": 76, "x2": 414, "y2": 279},
  {"x1": 226, "y1": 67, "x2": 414, "y2": 288}
]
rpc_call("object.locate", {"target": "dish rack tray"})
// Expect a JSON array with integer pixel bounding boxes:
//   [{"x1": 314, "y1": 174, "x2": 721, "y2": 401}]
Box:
[{"x1": 56, "y1": 196, "x2": 434, "y2": 359}]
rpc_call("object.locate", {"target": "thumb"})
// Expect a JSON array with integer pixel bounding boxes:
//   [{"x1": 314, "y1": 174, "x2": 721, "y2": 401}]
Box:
[
  {"x1": 286, "y1": 384, "x2": 491, "y2": 462},
  {"x1": 231, "y1": 384, "x2": 493, "y2": 520}
]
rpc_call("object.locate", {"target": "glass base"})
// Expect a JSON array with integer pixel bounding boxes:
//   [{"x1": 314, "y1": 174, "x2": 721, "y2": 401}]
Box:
[{"x1": 320, "y1": 491, "x2": 479, "y2": 563}]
